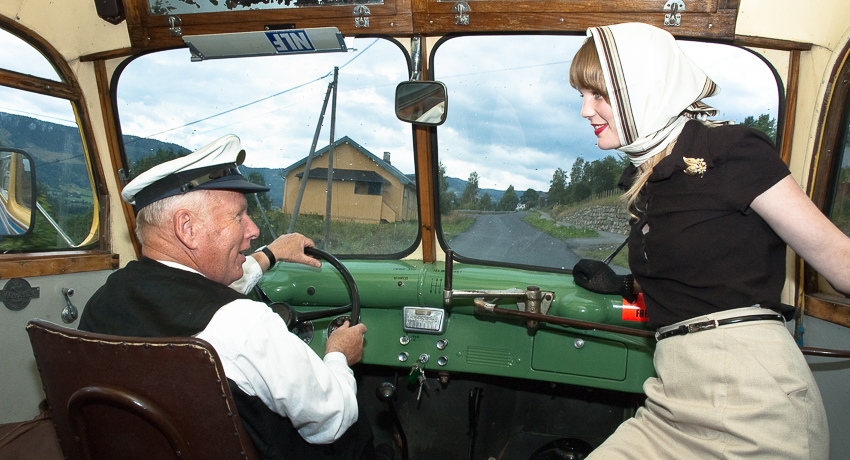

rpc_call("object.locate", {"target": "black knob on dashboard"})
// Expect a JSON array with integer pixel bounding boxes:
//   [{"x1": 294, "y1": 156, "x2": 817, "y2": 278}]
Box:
[{"x1": 376, "y1": 382, "x2": 397, "y2": 402}]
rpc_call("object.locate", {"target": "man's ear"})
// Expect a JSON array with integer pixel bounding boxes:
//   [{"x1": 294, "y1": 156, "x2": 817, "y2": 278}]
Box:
[{"x1": 174, "y1": 209, "x2": 201, "y2": 249}]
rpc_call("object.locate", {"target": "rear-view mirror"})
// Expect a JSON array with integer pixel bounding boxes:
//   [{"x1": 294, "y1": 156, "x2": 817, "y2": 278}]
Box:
[
  {"x1": 0, "y1": 149, "x2": 36, "y2": 238},
  {"x1": 395, "y1": 81, "x2": 448, "y2": 126}
]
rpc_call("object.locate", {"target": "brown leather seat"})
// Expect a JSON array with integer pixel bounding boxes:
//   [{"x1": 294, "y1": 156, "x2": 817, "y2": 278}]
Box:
[{"x1": 26, "y1": 318, "x2": 259, "y2": 460}]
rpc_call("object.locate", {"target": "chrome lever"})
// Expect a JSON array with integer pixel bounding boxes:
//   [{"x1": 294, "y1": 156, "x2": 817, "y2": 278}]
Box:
[{"x1": 61, "y1": 287, "x2": 78, "y2": 323}]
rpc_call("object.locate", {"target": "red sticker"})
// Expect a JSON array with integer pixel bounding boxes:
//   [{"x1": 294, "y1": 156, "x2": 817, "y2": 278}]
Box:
[{"x1": 621, "y1": 293, "x2": 648, "y2": 322}]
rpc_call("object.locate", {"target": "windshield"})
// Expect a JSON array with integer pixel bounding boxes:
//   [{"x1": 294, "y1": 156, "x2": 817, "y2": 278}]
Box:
[
  {"x1": 432, "y1": 34, "x2": 779, "y2": 273},
  {"x1": 116, "y1": 37, "x2": 418, "y2": 256}
]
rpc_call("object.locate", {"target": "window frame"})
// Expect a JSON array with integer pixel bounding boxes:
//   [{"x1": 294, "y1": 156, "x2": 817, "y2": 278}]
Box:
[
  {"x1": 0, "y1": 19, "x2": 116, "y2": 276},
  {"x1": 804, "y1": 38, "x2": 850, "y2": 328}
]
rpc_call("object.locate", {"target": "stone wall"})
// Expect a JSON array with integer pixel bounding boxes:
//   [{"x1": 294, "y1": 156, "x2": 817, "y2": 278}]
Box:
[{"x1": 561, "y1": 205, "x2": 630, "y2": 236}]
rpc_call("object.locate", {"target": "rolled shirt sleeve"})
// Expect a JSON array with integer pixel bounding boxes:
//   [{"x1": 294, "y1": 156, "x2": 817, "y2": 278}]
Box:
[
  {"x1": 197, "y1": 300, "x2": 358, "y2": 443},
  {"x1": 227, "y1": 257, "x2": 264, "y2": 295}
]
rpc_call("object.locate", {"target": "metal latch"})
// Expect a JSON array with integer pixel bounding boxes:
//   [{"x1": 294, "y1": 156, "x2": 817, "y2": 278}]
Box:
[
  {"x1": 453, "y1": 2, "x2": 470, "y2": 26},
  {"x1": 664, "y1": 1, "x2": 685, "y2": 27},
  {"x1": 167, "y1": 15, "x2": 182, "y2": 37},
  {"x1": 354, "y1": 5, "x2": 370, "y2": 28}
]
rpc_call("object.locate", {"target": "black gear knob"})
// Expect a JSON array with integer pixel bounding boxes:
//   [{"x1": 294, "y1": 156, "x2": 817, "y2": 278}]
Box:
[{"x1": 376, "y1": 382, "x2": 397, "y2": 402}]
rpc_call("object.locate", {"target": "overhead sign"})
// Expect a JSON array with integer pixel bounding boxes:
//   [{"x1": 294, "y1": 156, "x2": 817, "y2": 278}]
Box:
[{"x1": 184, "y1": 27, "x2": 347, "y2": 61}]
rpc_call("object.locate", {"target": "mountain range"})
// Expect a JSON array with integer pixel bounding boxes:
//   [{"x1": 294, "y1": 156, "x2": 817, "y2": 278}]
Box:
[{"x1": 0, "y1": 112, "x2": 506, "y2": 208}]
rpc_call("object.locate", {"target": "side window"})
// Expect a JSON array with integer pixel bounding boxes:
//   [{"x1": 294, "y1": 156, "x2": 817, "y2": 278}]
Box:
[
  {"x1": 807, "y1": 40, "x2": 850, "y2": 320},
  {"x1": 823, "y1": 80, "x2": 850, "y2": 237},
  {"x1": 0, "y1": 27, "x2": 99, "y2": 251},
  {"x1": 115, "y1": 38, "x2": 417, "y2": 256},
  {"x1": 432, "y1": 35, "x2": 779, "y2": 272}
]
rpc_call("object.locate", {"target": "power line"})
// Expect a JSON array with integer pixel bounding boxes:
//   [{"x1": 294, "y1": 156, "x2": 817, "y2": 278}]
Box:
[{"x1": 129, "y1": 39, "x2": 381, "y2": 143}]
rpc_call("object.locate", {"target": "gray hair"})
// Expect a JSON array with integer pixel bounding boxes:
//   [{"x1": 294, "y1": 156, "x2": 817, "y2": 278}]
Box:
[{"x1": 134, "y1": 190, "x2": 212, "y2": 245}]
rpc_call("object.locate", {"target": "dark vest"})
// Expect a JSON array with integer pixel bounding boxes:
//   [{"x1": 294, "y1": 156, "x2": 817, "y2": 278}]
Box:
[{"x1": 80, "y1": 258, "x2": 374, "y2": 460}]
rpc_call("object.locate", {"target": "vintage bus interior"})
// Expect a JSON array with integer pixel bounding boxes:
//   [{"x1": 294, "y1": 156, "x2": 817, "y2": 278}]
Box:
[{"x1": 1, "y1": 0, "x2": 849, "y2": 458}]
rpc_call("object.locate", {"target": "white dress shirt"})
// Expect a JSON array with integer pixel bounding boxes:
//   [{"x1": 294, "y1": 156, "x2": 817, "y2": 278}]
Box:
[{"x1": 163, "y1": 258, "x2": 359, "y2": 444}]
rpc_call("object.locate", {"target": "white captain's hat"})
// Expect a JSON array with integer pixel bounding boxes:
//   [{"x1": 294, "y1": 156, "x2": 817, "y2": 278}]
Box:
[{"x1": 121, "y1": 134, "x2": 269, "y2": 212}]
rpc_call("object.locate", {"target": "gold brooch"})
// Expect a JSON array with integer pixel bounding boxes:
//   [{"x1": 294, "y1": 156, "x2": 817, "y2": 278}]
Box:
[{"x1": 683, "y1": 157, "x2": 707, "y2": 178}]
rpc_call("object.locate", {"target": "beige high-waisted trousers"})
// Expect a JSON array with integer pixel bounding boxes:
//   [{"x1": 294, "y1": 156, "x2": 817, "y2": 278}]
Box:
[{"x1": 587, "y1": 306, "x2": 829, "y2": 459}]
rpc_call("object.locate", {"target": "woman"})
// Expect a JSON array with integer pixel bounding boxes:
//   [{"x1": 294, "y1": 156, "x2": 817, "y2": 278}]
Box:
[{"x1": 569, "y1": 22, "x2": 850, "y2": 459}]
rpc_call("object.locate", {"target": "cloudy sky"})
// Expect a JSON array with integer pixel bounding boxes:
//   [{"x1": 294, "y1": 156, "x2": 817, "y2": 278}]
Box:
[{"x1": 2, "y1": 29, "x2": 778, "y2": 193}]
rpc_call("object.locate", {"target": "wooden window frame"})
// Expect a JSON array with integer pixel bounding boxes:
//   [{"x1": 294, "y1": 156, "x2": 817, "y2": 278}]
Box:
[
  {"x1": 804, "y1": 39, "x2": 850, "y2": 328},
  {"x1": 0, "y1": 18, "x2": 117, "y2": 277}
]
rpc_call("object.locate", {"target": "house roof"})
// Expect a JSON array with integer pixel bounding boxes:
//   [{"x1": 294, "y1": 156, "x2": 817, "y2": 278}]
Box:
[
  {"x1": 281, "y1": 136, "x2": 414, "y2": 188},
  {"x1": 296, "y1": 168, "x2": 389, "y2": 184}
]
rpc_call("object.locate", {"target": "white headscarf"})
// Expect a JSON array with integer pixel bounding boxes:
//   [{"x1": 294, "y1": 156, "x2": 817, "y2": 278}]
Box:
[{"x1": 587, "y1": 23, "x2": 723, "y2": 166}]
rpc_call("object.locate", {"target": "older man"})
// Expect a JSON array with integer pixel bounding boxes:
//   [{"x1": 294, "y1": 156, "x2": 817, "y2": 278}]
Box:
[{"x1": 79, "y1": 134, "x2": 374, "y2": 459}]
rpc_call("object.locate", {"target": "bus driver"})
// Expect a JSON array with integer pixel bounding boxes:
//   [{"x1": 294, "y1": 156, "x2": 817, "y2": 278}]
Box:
[{"x1": 78, "y1": 134, "x2": 376, "y2": 460}]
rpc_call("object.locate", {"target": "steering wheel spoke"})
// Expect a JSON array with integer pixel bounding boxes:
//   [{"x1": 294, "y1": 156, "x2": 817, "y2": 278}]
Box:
[{"x1": 254, "y1": 246, "x2": 361, "y2": 329}]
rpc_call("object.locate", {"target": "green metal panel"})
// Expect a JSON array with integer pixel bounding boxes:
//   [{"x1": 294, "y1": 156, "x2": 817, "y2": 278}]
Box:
[
  {"x1": 532, "y1": 329, "x2": 627, "y2": 380},
  {"x1": 257, "y1": 259, "x2": 657, "y2": 394}
]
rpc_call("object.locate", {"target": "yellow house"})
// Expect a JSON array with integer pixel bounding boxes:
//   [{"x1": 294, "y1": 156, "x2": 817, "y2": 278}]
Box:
[{"x1": 281, "y1": 136, "x2": 416, "y2": 223}]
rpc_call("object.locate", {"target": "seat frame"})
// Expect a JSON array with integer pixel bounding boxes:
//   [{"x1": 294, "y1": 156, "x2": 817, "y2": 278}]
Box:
[{"x1": 26, "y1": 319, "x2": 259, "y2": 460}]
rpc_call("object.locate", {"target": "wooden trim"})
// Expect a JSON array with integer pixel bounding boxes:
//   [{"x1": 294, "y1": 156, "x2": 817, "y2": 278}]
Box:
[
  {"x1": 414, "y1": 12, "x2": 736, "y2": 38},
  {"x1": 415, "y1": 125, "x2": 436, "y2": 263},
  {"x1": 80, "y1": 47, "x2": 135, "y2": 63},
  {"x1": 805, "y1": 294, "x2": 850, "y2": 328},
  {"x1": 733, "y1": 35, "x2": 812, "y2": 52},
  {"x1": 779, "y1": 50, "x2": 801, "y2": 165},
  {"x1": 124, "y1": 0, "x2": 412, "y2": 52},
  {"x1": 94, "y1": 60, "x2": 141, "y2": 258},
  {"x1": 424, "y1": 0, "x2": 720, "y2": 14},
  {"x1": 0, "y1": 252, "x2": 119, "y2": 278},
  {"x1": 413, "y1": 38, "x2": 436, "y2": 263},
  {"x1": 807, "y1": 42, "x2": 850, "y2": 206},
  {"x1": 0, "y1": 69, "x2": 79, "y2": 100},
  {"x1": 122, "y1": 0, "x2": 740, "y2": 51}
]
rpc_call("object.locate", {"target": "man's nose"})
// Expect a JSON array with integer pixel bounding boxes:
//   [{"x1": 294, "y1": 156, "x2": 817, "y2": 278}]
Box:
[{"x1": 246, "y1": 216, "x2": 260, "y2": 239}]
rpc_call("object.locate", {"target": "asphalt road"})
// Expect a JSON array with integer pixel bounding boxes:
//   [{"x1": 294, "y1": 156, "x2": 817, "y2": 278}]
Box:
[{"x1": 447, "y1": 211, "x2": 581, "y2": 270}]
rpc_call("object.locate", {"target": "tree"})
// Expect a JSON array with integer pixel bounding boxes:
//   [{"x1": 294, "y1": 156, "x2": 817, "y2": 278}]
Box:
[
  {"x1": 548, "y1": 168, "x2": 569, "y2": 205},
  {"x1": 521, "y1": 188, "x2": 539, "y2": 208},
  {"x1": 478, "y1": 192, "x2": 493, "y2": 211},
  {"x1": 498, "y1": 185, "x2": 519, "y2": 211},
  {"x1": 585, "y1": 155, "x2": 624, "y2": 196},
  {"x1": 438, "y1": 161, "x2": 456, "y2": 214},
  {"x1": 131, "y1": 148, "x2": 181, "y2": 179},
  {"x1": 741, "y1": 114, "x2": 777, "y2": 141},
  {"x1": 459, "y1": 171, "x2": 480, "y2": 209}
]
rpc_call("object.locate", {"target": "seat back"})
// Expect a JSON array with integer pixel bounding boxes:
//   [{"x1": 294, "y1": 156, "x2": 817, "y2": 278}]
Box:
[{"x1": 26, "y1": 319, "x2": 259, "y2": 460}]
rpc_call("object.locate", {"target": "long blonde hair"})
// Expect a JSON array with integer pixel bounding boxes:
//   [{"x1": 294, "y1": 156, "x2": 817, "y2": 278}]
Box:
[{"x1": 621, "y1": 151, "x2": 666, "y2": 219}]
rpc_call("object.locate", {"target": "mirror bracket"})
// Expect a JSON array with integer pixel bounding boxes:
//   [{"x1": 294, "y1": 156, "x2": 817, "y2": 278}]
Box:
[{"x1": 410, "y1": 35, "x2": 422, "y2": 81}]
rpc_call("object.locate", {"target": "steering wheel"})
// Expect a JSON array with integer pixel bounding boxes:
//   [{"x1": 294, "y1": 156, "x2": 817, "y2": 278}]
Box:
[{"x1": 254, "y1": 246, "x2": 360, "y2": 328}]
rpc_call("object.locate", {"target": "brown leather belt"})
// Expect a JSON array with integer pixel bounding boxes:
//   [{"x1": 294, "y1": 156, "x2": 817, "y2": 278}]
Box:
[{"x1": 655, "y1": 314, "x2": 784, "y2": 341}]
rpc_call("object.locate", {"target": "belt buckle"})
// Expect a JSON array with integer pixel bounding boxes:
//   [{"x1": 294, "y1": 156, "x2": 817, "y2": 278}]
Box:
[{"x1": 687, "y1": 319, "x2": 718, "y2": 333}]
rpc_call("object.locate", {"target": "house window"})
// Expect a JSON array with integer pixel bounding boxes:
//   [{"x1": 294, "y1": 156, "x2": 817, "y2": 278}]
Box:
[{"x1": 355, "y1": 181, "x2": 382, "y2": 196}]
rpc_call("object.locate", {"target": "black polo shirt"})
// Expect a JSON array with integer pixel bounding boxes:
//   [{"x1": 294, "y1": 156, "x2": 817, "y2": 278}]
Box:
[{"x1": 621, "y1": 121, "x2": 791, "y2": 328}]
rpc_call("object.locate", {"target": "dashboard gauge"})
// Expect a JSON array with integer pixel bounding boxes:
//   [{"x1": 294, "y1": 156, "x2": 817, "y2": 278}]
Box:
[
  {"x1": 327, "y1": 315, "x2": 351, "y2": 337},
  {"x1": 291, "y1": 321, "x2": 314, "y2": 345}
]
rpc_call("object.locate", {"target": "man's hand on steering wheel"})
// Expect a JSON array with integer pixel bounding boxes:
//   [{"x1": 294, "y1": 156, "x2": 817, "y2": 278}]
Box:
[
  {"x1": 326, "y1": 321, "x2": 368, "y2": 366},
  {"x1": 258, "y1": 233, "x2": 321, "y2": 269}
]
